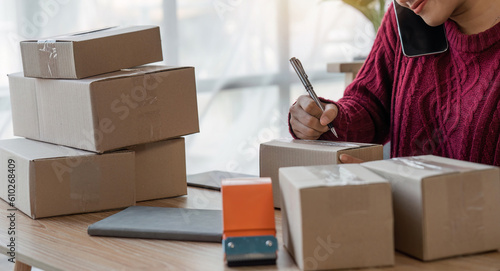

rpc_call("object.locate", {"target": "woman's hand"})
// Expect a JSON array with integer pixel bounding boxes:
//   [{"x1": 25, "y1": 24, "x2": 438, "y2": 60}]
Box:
[
  {"x1": 290, "y1": 96, "x2": 365, "y2": 163},
  {"x1": 289, "y1": 95, "x2": 338, "y2": 140}
]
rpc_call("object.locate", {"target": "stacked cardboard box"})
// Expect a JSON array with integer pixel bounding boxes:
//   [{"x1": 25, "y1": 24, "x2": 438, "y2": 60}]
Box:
[
  {"x1": 0, "y1": 138, "x2": 135, "y2": 219},
  {"x1": 3, "y1": 26, "x2": 199, "y2": 218}
]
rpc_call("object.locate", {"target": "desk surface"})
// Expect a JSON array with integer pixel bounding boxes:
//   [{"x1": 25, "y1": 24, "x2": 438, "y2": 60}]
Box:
[{"x1": 1, "y1": 187, "x2": 500, "y2": 271}]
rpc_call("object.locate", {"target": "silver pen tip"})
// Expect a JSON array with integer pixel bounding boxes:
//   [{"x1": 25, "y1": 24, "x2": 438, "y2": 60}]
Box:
[{"x1": 331, "y1": 127, "x2": 338, "y2": 138}]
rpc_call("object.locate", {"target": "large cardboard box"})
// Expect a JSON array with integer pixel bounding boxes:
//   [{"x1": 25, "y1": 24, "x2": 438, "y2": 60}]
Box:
[
  {"x1": 0, "y1": 138, "x2": 135, "y2": 219},
  {"x1": 280, "y1": 164, "x2": 394, "y2": 270},
  {"x1": 362, "y1": 155, "x2": 500, "y2": 261},
  {"x1": 260, "y1": 139, "x2": 383, "y2": 208},
  {"x1": 128, "y1": 138, "x2": 187, "y2": 201},
  {"x1": 21, "y1": 26, "x2": 163, "y2": 79},
  {"x1": 8, "y1": 65, "x2": 199, "y2": 153}
]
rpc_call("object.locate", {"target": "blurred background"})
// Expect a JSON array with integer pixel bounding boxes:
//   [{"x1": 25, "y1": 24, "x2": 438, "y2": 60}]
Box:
[{"x1": 0, "y1": 0, "x2": 387, "y2": 176}]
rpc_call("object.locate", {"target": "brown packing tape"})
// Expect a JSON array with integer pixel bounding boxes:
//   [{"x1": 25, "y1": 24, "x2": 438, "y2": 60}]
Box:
[
  {"x1": 443, "y1": 173, "x2": 485, "y2": 256},
  {"x1": 420, "y1": 168, "x2": 495, "y2": 260},
  {"x1": 32, "y1": 151, "x2": 134, "y2": 218},
  {"x1": 32, "y1": 155, "x2": 102, "y2": 218},
  {"x1": 37, "y1": 40, "x2": 58, "y2": 77},
  {"x1": 130, "y1": 74, "x2": 162, "y2": 140},
  {"x1": 327, "y1": 183, "x2": 370, "y2": 215},
  {"x1": 301, "y1": 182, "x2": 391, "y2": 269},
  {"x1": 69, "y1": 155, "x2": 101, "y2": 213}
]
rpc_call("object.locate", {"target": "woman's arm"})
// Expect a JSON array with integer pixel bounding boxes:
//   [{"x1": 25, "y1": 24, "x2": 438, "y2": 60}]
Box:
[{"x1": 290, "y1": 4, "x2": 399, "y2": 145}]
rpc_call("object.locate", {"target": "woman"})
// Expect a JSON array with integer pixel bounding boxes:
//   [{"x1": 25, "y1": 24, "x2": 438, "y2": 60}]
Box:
[{"x1": 289, "y1": 0, "x2": 500, "y2": 166}]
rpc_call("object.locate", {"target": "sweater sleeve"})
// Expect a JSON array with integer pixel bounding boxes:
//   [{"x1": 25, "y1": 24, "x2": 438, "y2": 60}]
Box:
[{"x1": 317, "y1": 4, "x2": 399, "y2": 144}]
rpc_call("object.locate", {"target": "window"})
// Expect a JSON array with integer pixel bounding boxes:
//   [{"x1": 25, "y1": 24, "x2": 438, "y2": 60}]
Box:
[{"x1": 0, "y1": 0, "x2": 376, "y2": 175}]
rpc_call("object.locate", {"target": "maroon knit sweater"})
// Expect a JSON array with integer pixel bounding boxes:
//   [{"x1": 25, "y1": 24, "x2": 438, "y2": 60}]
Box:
[{"x1": 311, "y1": 5, "x2": 500, "y2": 166}]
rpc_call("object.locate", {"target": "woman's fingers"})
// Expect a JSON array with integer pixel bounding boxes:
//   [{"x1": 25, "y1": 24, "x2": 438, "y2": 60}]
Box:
[
  {"x1": 290, "y1": 115, "x2": 326, "y2": 140},
  {"x1": 290, "y1": 95, "x2": 338, "y2": 139}
]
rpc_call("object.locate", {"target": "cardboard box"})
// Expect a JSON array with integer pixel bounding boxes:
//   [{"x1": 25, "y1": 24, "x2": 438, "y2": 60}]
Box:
[
  {"x1": 8, "y1": 65, "x2": 199, "y2": 153},
  {"x1": 259, "y1": 139, "x2": 383, "y2": 208},
  {"x1": 128, "y1": 137, "x2": 187, "y2": 201},
  {"x1": 21, "y1": 26, "x2": 163, "y2": 79},
  {"x1": 361, "y1": 155, "x2": 500, "y2": 261},
  {"x1": 280, "y1": 164, "x2": 394, "y2": 270},
  {"x1": 0, "y1": 138, "x2": 135, "y2": 219}
]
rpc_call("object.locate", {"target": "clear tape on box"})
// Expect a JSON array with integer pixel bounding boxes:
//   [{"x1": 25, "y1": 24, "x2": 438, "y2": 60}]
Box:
[
  {"x1": 391, "y1": 156, "x2": 477, "y2": 173},
  {"x1": 37, "y1": 39, "x2": 57, "y2": 77}
]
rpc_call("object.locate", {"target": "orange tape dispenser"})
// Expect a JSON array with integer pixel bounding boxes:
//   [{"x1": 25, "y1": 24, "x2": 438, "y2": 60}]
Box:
[{"x1": 221, "y1": 177, "x2": 278, "y2": 267}]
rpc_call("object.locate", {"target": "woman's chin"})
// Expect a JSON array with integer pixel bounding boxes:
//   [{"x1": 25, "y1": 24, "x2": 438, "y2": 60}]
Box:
[{"x1": 420, "y1": 14, "x2": 448, "y2": 27}]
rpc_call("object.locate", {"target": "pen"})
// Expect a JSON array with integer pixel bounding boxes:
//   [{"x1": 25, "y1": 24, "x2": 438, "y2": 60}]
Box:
[{"x1": 289, "y1": 57, "x2": 338, "y2": 138}]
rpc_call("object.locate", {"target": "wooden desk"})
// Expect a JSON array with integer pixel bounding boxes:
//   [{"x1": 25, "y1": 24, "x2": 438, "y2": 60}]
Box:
[
  {"x1": 1, "y1": 187, "x2": 500, "y2": 271},
  {"x1": 327, "y1": 61, "x2": 365, "y2": 85}
]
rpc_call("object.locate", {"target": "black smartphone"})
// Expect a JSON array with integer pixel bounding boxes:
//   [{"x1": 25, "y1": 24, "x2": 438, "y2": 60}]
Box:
[{"x1": 393, "y1": 0, "x2": 448, "y2": 57}]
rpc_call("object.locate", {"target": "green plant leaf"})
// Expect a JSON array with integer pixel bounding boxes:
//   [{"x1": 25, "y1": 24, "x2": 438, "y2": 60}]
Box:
[{"x1": 322, "y1": 0, "x2": 386, "y2": 32}]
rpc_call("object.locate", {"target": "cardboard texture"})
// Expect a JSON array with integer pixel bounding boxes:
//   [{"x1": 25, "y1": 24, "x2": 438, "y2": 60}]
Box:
[
  {"x1": 21, "y1": 26, "x2": 163, "y2": 79},
  {"x1": 280, "y1": 164, "x2": 394, "y2": 270},
  {"x1": 0, "y1": 138, "x2": 135, "y2": 219},
  {"x1": 361, "y1": 155, "x2": 500, "y2": 261},
  {"x1": 9, "y1": 65, "x2": 199, "y2": 153},
  {"x1": 259, "y1": 139, "x2": 383, "y2": 208},
  {"x1": 128, "y1": 138, "x2": 187, "y2": 201}
]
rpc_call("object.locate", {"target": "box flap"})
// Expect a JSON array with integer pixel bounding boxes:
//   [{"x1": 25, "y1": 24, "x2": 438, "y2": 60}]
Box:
[
  {"x1": 0, "y1": 138, "x2": 92, "y2": 161},
  {"x1": 22, "y1": 26, "x2": 159, "y2": 43},
  {"x1": 263, "y1": 138, "x2": 376, "y2": 152},
  {"x1": 280, "y1": 164, "x2": 388, "y2": 190}
]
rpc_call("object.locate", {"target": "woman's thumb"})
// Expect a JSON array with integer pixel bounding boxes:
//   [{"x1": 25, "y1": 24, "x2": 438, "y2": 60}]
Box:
[{"x1": 320, "y1": 103, "x2": 338, "y2": 126}]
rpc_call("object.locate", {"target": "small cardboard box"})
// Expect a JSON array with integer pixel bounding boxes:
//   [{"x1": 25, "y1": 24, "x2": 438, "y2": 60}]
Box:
[
  {"x1": 280, "y1": 164, "x2": 394, "y2": 270},
  {"x1": 361, "y1": 155, "x2": 500, "y2": 261},
  {"x1": 0, "y1": 138, "x2": 135, "y2": 219},
  {"x1": 8, "y1": 65, "x2": 199, "y2": 153},
  {"x1": 21, "y1": 26, "x2": 163, "y2": 79},
  {"x1": 260, "y1": 139, "x2": 383, "y2": 208},
  {"x1": 128, "y1": 137, "x2": 187, "y2": 201}
]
